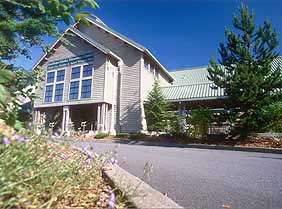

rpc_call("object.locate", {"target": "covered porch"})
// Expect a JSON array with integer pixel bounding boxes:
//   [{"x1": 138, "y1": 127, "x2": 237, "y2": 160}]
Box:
[{"x1": 33, "y1": 102, "x2": 115, "y2": 135}]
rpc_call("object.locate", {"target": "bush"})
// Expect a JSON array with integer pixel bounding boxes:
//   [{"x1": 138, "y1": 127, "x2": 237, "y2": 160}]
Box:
[
  {"x1": 261, "y1": 101, "x2": 282, "y2": 133},
  {"x1": 187, "y1": 108, "x2": 213, "y2": 139},
  {"x1": 95, "y1": 132, "x2": 109, "y2": 139},
  {"x1": 115, "y1": 133, "x2": 130, "y2": 138},
  {"x1": 0, "y1": 131, "x2": 109, "y2": 208}
]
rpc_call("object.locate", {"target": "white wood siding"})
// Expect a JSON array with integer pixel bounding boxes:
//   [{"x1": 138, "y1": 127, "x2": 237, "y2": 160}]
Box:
[
  {"x1": 34, "y1": 35, "x2": 106, "y2": 108},
  {"x1": 79, "y1": 23, "x2": 142, "y2": 133}
]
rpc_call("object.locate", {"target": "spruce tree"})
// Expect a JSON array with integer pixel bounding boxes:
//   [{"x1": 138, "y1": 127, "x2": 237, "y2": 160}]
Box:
[
  {"x1": 208, "y1": 3, "x2": 282, "y2": 133},
  {"x1": 145, "y1": 81, "x2": 171, "y2": 133}
]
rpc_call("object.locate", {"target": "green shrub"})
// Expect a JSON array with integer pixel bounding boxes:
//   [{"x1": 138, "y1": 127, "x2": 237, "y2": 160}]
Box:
[
  {"x1": 188, "y1": 108, "x2": 213, "y2": 139},
  {"x1": 261, "y1": 101, "x2": 282, "y2": 132},
  {"x1": 95, "y1": 132, "x2": 109, "y2": 139},
  {"x1": 115, "y1": 133, "x2": 130, "y2": 138}
]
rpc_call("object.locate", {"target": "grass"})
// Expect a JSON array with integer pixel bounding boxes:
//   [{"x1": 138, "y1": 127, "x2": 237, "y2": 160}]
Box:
[{"x1": 0, "y1": 127, "x2": 128, "y2": 208}]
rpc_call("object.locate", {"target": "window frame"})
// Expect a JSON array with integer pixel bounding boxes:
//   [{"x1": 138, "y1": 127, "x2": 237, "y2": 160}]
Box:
[
  {"x1": 69, "y1": 80, "x2": 80, "y2": 100},
  {"x1": 54, "y1": 83, "x2": 64, "y2": 102},
  {"x1": 44, "y1": 84, "x2": 54, "y2": 103},
  {"x1": 81, "y1": 79, "x2": 92, "y2": 99},
  {"x1": 82, "y1": 64, "x2": 93, "y2": 78},
  {"x1": 56, "y1": 69, "x2": 65, "y2": 82},
  {"x1": 68, "y1": 63, "x2": 93, "y2": 101},
  {"x1": 46, "y1": 71, "x2": 55, "y2": 83},
  {"x1": 44, "y1": 69, "x2": 65, "y2": 103},
  {"x1": 71, "y1": 66, "x2": 81, "y2": 80}
]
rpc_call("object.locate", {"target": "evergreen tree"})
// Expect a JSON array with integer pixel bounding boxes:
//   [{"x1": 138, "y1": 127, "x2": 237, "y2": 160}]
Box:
[
  {"x1": 145, "y1": 81, "x2": 171, "y2": 133},
  {"x1": 208, "y1": 3, "x2": 282, "y2": 133}
]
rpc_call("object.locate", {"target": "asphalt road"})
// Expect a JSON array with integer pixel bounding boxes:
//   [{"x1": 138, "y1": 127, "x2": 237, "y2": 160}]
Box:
[{"x1": 75, "y1": 141, "x2": 282, "y2": 209}]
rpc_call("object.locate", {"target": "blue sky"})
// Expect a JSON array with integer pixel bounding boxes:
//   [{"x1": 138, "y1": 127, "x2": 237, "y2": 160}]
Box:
[{"x1": 11, "y1": 0, "x2": 282, "y2": 71}]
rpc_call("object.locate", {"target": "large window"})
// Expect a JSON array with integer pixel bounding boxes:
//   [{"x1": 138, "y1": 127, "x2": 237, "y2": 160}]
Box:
[
  {"x1": 81, "y1": 79, "x2": 92, "y2": 99},
  {"x1": 83, "y1": 65, "x2": 93, "y2": 77},
  {"x1": 71, "y1": 67, "x2": 81, "y2": 79},
  {"x1": 44, "y1": 85, "x2": 53, "y2": 102},
  {"x1": 56, "y1": 70, "x2": 65, "y2": 82},
  {"x1": 69, "y1": 81, "x2": 79, "y2": 100},
  {"x1": 47, "y1": 72, "x2": 55, "y2": 83},
  {"x1": 54, "y1": 83, "x2": 64, "y2": 102}
]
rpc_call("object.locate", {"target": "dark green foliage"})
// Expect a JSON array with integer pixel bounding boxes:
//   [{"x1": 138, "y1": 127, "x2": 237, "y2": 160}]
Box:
[
  {"x1": 95, "y1": 132, "x2": 109, "y2": 139},
  {"x1": 261, "y1": 102, "x2": 282, "y2": 132},
  {"x1": 169, "y1": 114, "x2": 187, "y2": 138},
  {"x1": 188, "y1": 108, "x2": 213, "y2": 139},
  {"x1": 0, "y1": 0, "x2": 98, "y2": 60},
  {"x1": 208, "y1": 3, "x2": 282, "y2": 133},
  {"x1": 0, "y1": 0, "x2": 97, "y2": 129},
  {"x1": 145, "y1": 81, "x2": 172, "y2": 133}
]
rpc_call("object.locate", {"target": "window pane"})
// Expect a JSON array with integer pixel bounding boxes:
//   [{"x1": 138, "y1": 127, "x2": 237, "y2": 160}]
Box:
[
  {"x1": 55, "y1": 83, "x2": 64, "y2": 102},
  {"x1": 71, "y1": 67, "x2": 80, "y2": 79},
  {"x1": 83, "y1": 65, "x2": 93, "y2": 77},
  {"x1": 56, "y1": 70, "x2": 65, "y2": 82},
  {"x1": 81, "y1": 79, "x2": 92, "y2": 99},
  {"x1": 69, "y1": 81, "x2": 79, "y2": 100},
  {"x1": 144, "y1": 60, "x2": 149, "y2": 69},
  {"x1": 47, "y1": 72, "x2": 55, "y2": 83},
  {"x1": 44, "y1": 85, "x2": 53, "y2": 102}
]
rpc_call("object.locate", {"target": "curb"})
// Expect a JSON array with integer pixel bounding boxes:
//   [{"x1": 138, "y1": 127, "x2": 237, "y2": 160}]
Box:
[
  {"x1": 103, "y1": 164, "x2": 183, "y2": 209},
  {"x1": 85, "y1": 139, "x2": 282, "y2": 154}
]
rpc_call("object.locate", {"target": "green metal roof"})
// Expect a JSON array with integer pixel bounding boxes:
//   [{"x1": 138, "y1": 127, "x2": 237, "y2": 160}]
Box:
[
  {"x1": 162, "y1": 57, "x2": 282, "y2": 102},
  {"x1": 161, "y1": 82, "x2": 225, "y2": 102}
]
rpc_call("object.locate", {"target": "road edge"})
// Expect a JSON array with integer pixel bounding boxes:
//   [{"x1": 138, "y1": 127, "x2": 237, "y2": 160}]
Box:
[{"x1": 102, "y1": 164, "x2": 183, "y2": 209}]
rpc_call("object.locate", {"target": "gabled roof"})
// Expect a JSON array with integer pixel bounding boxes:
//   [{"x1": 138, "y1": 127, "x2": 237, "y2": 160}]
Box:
[
  {"x1": 85, "y1": 15, "x2": 174, "y2": 82},
  {"x1": 31, "y1": 26, "x2": 122, "y2": 71}
]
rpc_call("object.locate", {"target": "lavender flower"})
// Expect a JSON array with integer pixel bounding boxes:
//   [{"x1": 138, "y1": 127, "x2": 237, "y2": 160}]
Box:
[
  {"x1": 85, "y1": 157, "x2": 92, "y2": 168},
  {"x1": 59, "y1": 153, "x2": 68, "y2": 160},
  {"x1": 108, "y1": 191, "x2": 116, "y2": 208},
  {"x1": 82, "y1": 147, "x2": 93, "y2": 158},
  {"x1": 110, "y1": 157, "x2": 118, "y2": 165},
  {"x1": 13, "y1": 134, "x2": 22, "y2": 142},
  {"x1": 2, "y1": 136, "x2": 9, "y2": 145},
  {"x1": 23, "y1": 137, "x2": 30, "y2": 143}
]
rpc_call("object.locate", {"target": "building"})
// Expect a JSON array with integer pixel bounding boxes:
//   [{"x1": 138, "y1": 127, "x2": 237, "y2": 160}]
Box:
[{"x1": 32, "y1": 15, "x2": 282, "y2": 134}]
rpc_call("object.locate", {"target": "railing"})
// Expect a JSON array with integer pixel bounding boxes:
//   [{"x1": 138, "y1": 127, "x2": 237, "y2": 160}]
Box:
[{"x1": 208, "y1": 123, "x2": 231, "y2": 135}]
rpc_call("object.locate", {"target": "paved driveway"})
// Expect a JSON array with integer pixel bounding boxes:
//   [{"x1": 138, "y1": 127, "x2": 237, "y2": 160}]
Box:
[{"x1": 75, "y1": 141, "x2": 282, "y2": 209}]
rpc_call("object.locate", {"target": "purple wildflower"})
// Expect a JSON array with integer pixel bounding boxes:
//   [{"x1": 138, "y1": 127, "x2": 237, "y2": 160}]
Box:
[
  {"x1": 59, "y1": 153, "x2": 68, "y2": 160},
  {"x1": 22, "y1": 137, "x2": 30, "y2": 144},
  {"x1": 2, "y1": 136, "x2": 9, "y2": 145},
  {"x1": 110, "y1": 157, "x2": 118, "y2": 165},
  {"x1": 13, "y1": 134, "x2": 22, "y2": 142},
  {"x1": 108, "y1": 191, "x2": 116, "y2": 208},
  {"x1": 82, "y1": 147, "x2": 93, "y2": 158},
  {"x1": 85, "y1": 157, "x2": 92, "y2": 168}
]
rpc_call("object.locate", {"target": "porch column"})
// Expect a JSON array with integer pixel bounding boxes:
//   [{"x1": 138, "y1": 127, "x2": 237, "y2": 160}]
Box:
[
  {"x1": 62, "y1": 106, "x2": 70, "y2": 134},
  {"x1": 104, "y1": 104, "x2": 108, "y2": 132},
  {"x1": 101, "y1": 103, "x2": 106, "y2": 132},
  {"x1": 97, "y1": 104, "x2": 101, "y2": 132},
  {"x1": 140, "y1": 101, "x2": 147, "y2": 133},
  {"x1": 110, "y1": 105, "x2": 116, "y2": 135}
]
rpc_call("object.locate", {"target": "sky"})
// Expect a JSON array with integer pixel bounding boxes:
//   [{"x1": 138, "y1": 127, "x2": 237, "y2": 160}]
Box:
[{"x1": 11, "y1": 0, "x2": 282, "y2": 71}]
